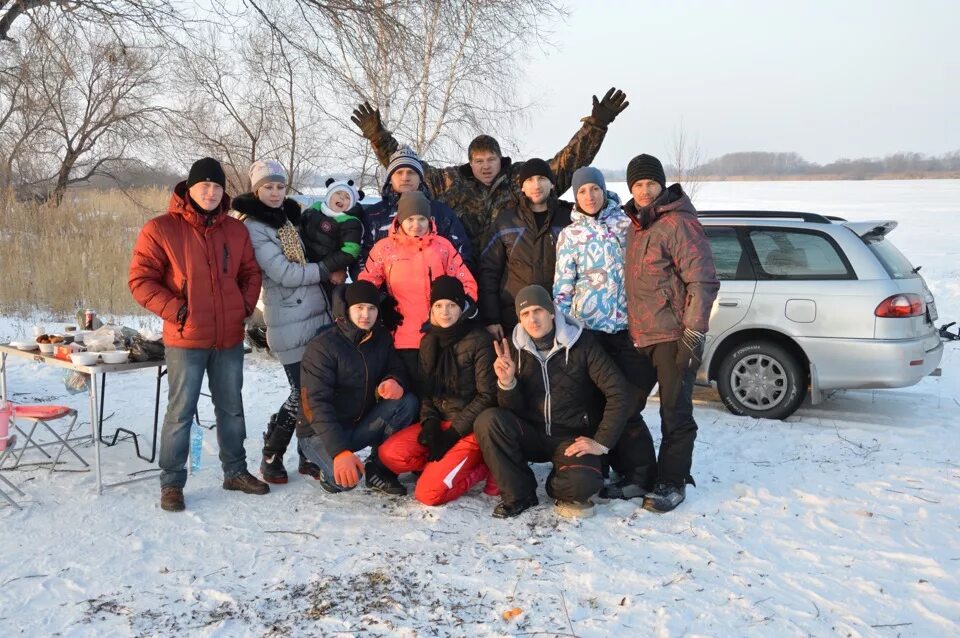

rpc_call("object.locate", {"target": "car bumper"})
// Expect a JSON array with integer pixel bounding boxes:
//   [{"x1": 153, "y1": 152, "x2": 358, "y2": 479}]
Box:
[{"x1": 799, "y1": 333, "x2": 943, "y2": 391}]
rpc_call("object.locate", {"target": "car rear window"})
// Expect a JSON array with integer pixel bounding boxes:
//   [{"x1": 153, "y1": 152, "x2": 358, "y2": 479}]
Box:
[
  {"x1": 705, "y1": 227, "x2": 750, "y2": 280},
  {"x1": 748, "y1": 229, "x2": 852, "y2": 279},
  {"x1": 865, "y1": 237, "x2": 919, "y2": 279}
]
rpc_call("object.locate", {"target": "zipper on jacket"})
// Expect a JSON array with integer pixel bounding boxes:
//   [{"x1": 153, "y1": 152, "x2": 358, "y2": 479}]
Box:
[
  {"x1": 540, "y1": 358, "x2": 552, "y2": 435},
  {"x1": 178, "y1": 277, "x2": 189, "y2": 336},
  {"x1": 223, "y1": 244, "x2": 229, "y2": 273}
]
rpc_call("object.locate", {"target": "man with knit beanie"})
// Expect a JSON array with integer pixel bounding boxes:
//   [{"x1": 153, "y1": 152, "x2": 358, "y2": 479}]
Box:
[
  {"x1": 130, "y1": 157, "x2": 267, "y2": 512},
  {"x1": 479, "y1": 157, "x2": 573, "y2": 339},
  {"x1": 351, "y1": 87, "x2": 629, "y2": 258},
  {"x1": 473, "y1": 284, "x2": 630, "y2": 520},
  {"x1": 617, "y1": 153, "x2": 719, "y2": 513},
  {"x1": 355, "y1": 145, "x2": 473, "y2": 278},
  {"x1": 298, "y1": 281, "x2": 419, "y2": 495}
]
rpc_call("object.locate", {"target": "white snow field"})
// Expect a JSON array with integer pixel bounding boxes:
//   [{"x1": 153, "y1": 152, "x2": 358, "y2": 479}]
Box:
[{"x1": 1, "y1": 180, "x2": 958, "y2": 637}]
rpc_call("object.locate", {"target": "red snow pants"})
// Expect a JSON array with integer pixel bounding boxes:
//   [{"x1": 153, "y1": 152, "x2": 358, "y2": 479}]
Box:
[{"x1": 378, "y1": 421, "x2": 499, "y2": 505}]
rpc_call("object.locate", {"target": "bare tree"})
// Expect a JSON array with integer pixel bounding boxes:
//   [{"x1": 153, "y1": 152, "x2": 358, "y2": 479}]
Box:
[
  {"x1": 3, "y1": 15, "x2": 166, "y2": 202},
  {"x1": 245, "y1": 0, "x2": 566, "y2": 184},
  {"x1": 670, "y1": 119, "x2": 703, "y2": 200},
  {"x1": 0, "y1": 0, "x2": 181, "y2": 42}
]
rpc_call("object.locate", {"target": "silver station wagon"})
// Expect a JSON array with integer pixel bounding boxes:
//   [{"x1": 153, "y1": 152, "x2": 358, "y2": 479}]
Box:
[{"x1": 696, "y1": 211, "x2": 943, "y2": 419}]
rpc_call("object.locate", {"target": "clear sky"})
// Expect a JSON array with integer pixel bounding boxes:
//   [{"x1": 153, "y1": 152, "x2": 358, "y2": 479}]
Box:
[{"x1": 513, "y1": 0, "x2": 959, "y2": 170}]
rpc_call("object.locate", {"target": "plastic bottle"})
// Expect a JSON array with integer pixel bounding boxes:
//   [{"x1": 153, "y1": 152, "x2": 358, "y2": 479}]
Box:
[{"x1": 190, "y1": 419, "x2": 203, "y2": 472}]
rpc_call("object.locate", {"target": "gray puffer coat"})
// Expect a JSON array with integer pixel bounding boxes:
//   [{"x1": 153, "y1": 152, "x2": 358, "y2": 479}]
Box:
[{"x1": 232, "y1": 193, "x2": 332, "y2": 364}]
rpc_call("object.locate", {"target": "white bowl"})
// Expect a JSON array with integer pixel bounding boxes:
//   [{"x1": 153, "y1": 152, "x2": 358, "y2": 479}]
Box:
[
  {"x1": 98, "y1": 350, "x2": 129, "y2": 364},
  {"x1": 70, "y1": 352, "x2": 100, "y2": 366},
  {"x1": 38, "y1": 342, "x2": 56, "y2": 354}
]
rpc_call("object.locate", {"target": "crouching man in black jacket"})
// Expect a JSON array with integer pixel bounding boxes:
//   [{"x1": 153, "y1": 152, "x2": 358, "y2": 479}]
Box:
[
  {"x1": 474, "y1": 284, "x2": 629, "y2": 519},
  {"x1": 298, "y1": 281, "x2": 418, "y2": 495}
]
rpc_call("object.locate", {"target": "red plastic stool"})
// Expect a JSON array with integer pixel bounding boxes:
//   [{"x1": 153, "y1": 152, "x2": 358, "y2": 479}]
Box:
[{"x1": 10, "y1": 405, "x2": 86, "y2": 474}]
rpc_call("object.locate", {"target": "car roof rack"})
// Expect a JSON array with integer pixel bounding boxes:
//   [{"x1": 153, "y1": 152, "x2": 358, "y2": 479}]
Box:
[{"x1": 698, "y1": 211, "x2": 837, "y2": 224}]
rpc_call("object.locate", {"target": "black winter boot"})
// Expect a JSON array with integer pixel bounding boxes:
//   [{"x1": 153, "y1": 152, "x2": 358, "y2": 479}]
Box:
[
  {"x1": 260, "y1": 411, "x2": 296, "y2": 484},
  {"x1": 365, "y1": 458, "x2": 407, "y2": 496}
]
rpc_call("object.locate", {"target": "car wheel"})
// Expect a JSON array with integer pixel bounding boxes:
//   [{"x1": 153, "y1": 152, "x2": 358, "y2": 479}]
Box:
[{"x1": 717, "y1": 341, "x2": 806, "y2": 420}]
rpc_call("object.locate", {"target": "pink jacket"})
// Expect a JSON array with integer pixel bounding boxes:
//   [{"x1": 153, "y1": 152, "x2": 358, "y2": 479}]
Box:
[{"x1": 359, "y1": 220, "x2": 477, "y2": 349}]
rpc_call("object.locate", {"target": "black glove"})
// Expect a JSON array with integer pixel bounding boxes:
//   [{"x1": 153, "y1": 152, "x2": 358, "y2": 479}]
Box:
[
  {"x1": 427, "y1": 427, "x2": 461, "y2": 462},
  {"x1": 590, "y1": 87, "x2": 629, "y2": 126},
  {"x1": 351, "y1": 101, "x2": 383, "y2": 138},
  {"x1": 676, "y1": 328, "x2": 705, "y2": 375},
  {"x1": 379, "y1": 295, "x2": 404, "y2": 332},
  {"x1": 417, "y1": 417, "x2": 441, "y2": 447}
]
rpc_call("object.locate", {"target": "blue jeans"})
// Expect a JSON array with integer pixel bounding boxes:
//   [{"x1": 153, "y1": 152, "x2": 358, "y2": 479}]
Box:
[
  {"x1": 299, "y1": 393, "x2": 418, "y2": 492},
  {"x1": 159, "y1": 343, "x2": 248, "y2": 488}
]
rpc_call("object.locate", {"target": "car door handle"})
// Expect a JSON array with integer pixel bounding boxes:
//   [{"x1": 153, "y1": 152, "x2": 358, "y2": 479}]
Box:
[{"x1": 718, "y1": 300, "x2": 740, "y2": 307}]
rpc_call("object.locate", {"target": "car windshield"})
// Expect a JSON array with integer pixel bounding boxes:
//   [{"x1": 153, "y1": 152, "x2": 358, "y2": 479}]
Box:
[{"x1": 865, "y1": 236, "x2": 919, "y2": 279}]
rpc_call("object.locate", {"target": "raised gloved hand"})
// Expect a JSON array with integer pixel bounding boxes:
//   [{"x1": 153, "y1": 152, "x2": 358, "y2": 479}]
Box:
[
  {"x1": 379, "y1": 295, "x2": 404, "y2": 332},
  {"x1": 676, "y1": 328, "x2": 705, "y2": 375},
  {"x1": 377, "y1": 378, "x2": 404, "y2": 400},
  {"x1": 590, "y1": 87, "x2": 629, "y2": 126},
  {"x1": 417, "y1": 417, "x2": 442, "y2": 447},
  {"x1": 351, "y1": 101, "x2": 383, "y2": 138},
  {"x1": 427, "y1": 427, "x2": 461, "y2": 462},
  {"x1": 333, "y1": 450, "x2": 364, "y2": 488}
]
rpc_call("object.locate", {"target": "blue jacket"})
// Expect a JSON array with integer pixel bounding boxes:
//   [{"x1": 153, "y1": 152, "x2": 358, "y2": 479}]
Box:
[{"x1": 553, "y1": 192, "x2": 630, "y2": 334}]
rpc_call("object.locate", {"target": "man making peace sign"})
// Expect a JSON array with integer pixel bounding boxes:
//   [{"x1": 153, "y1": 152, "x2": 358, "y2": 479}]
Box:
[{"x1": 473, "y1": 285, "x2": 630, "y2": 519}]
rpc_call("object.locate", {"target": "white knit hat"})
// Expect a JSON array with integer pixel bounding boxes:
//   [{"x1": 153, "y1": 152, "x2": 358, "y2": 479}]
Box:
[{"x1": 249, "y1": 159, "x2": 287, "y2": 193}]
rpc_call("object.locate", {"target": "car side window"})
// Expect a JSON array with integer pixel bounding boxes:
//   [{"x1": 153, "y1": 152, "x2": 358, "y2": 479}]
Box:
[
  {"x1": 705, "y1": 227, "x2": 751, "y2": 280},
  {"x1": 748, "y1": 229, "x2": 853, "y2": 279}
]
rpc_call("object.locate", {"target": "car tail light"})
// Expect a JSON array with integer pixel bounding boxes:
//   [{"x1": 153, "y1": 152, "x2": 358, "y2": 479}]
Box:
[{"x1": 874, "y1": 294, "x2": 924, "y2": 318}]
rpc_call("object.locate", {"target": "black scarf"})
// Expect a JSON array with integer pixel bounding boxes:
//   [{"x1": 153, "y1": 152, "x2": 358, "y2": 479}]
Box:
[
  {"x1": 532, "y1": 327, "x2": 556, "y2": 353},
  {"x1": 419, "y1": 318, "x2": 472, "y2": 397},
  {"x1": 231, "y1": 192, "x2": 301, "y2": 229}
]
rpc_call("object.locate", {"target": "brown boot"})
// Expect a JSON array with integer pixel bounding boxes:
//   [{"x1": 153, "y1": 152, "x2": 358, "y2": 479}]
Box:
[
  {"x1": 223, "y1": 470, "x2": 270, "y2": 495},
  {"x1": 160, "y1": 487, "x2": 185, "y2": 512}
]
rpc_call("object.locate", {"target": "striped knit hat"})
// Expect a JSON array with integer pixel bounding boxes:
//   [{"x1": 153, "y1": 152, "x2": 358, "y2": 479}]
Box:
[{"x1": 386, "y1": 146, "x2": 424, "y2": 181}]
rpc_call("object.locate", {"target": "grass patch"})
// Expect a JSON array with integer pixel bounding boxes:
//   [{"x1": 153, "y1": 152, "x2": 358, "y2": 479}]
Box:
[{"x1": 0, "y1": 188, "x2": 169, "y2": 317}]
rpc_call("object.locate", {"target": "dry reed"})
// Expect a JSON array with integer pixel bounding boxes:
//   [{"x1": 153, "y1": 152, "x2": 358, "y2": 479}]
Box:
[{"x1": 0, "y1": 187, "x2": 170, "y2": 317}]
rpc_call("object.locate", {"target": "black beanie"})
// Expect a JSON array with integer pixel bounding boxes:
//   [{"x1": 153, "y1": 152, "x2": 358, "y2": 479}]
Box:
[
  {"x1": 514, "y1": 284, "x2": 555, "y2": 317},
  {"x1": 396, "y1": 191, "x2": 432, "y2": 224},
  {"x1": 430, "y1": 275, "x2": 467, "y2": 310},
  {"x1": 187, "y1": 157, "x2": 227, "y2": 189},
  {"x1": 626, "y1": 154, "x2": 666, "y2": 190},
  {"x1": 345, "y1": 280, "x2": 380, "y2": 308},
  {"x1": 517, "y1": 158, "x2": 555, "y2": 185}
]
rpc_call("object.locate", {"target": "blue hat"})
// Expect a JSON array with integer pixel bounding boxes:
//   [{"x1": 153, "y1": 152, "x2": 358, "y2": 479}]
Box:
[{"x1": 571, "y1": 166, "x2": 606, "y2": 194}]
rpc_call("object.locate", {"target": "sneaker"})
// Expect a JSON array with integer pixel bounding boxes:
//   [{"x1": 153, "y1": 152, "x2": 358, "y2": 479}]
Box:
[
  {"x1": 598, "y1": 479, "x2": 648, "y2": 500},
  {"x1": 260, "y1": 452, "x2": 288, "y2": 484},
  {"x1": 160, "y1": 487, "x2": 185, "y2": 512},
  {"x1": 298, "y1": 457, "x2": 323, "y2": 480},
  {"x1": 643, "y1": 483, "x2": 685, "y2": 513},
  {"x1": 223, "y1": 470, "x2": 271, "y2": 495},
  {"x1": 555, "y1": 499, "x2": 596, "y2": 519},
  {"x1": 365, "y1": 460, "x2": 407, "y2": 496},
  {"x1": 492, "y1": 494, "x2": 539, "y2": 519}
]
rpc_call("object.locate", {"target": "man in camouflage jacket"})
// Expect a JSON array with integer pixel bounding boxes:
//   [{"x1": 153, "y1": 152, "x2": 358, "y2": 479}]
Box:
[{"x1": 350, "y1": 88, "x2": 629, "y2": 257}]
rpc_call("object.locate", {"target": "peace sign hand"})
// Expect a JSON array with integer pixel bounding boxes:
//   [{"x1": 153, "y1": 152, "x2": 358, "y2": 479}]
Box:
[{"x1": 492, "y1": 338, "x2": 516, "y2": 387}]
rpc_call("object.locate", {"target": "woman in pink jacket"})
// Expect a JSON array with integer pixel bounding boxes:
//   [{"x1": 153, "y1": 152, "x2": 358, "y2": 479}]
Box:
[{"x1": 359, "y1": 191, "x2": 478, "y2": 380}]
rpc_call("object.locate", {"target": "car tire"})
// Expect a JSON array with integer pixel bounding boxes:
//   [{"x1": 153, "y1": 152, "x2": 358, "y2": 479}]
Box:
[{"x1": 717, "y1": 341, "x2": 806, "y2": 420}]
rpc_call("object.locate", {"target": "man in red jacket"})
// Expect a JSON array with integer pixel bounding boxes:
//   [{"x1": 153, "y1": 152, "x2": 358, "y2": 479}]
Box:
[{"x1": 129, "y1": 157, "x2": 268, "y2": 512}]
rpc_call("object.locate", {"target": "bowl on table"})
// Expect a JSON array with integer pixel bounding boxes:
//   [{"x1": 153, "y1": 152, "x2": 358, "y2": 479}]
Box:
[
  {"x1": 98, "y1": 350, "x2": 130, "y2": 364},
  {"x1": 38, "y1": 342, "x2": 56, "y2": 355},
  {"x1": 69, "y1": 351, "x2": 100, "y2": 366}
]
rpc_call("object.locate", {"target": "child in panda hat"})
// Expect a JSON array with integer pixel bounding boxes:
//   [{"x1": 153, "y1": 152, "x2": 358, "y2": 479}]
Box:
[{"x1": 300, "y1": 178, "x2": 366, "y2": 283}]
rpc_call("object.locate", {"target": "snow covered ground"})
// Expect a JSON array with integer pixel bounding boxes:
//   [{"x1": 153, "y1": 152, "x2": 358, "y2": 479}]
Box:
[{"x1": 1, "y1": 180, "x2": 958, "y2": 637}]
